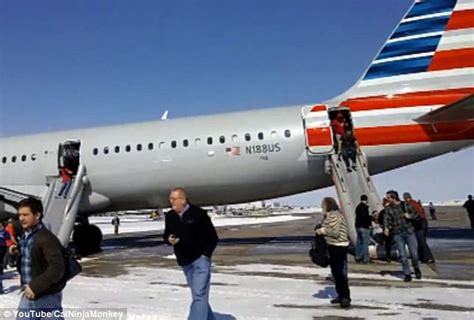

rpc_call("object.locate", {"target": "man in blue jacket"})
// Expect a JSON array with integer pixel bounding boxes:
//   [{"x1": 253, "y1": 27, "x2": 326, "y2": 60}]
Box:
[{"x1": 164, "y1": 188, "x2": 218, "y2": 320}]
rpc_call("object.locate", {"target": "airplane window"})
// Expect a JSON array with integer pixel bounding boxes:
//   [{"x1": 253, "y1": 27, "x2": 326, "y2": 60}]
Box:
[
  {"x1": 271, "y1": 130, "x2": 277, "y2": 138},
  {"x1": 126, "y1": 145, "x2": 131, "y2": 152},
  {"x1": 195, "y1": 138, "x2": 201, "y2": 146},
  {"x1": 137, "y1": 144, "x2": 142, "y2": 151},
  {"x1": 148, "y1": 143, "x2": 154, "y2": 150},
  {"x1": 171, "y1": 140, "x2": 177, "y2": 148},
  {"x1": 31, "y1": 154, "x2": 37, "y2": 161},
  {"x1": 183, "y1": 140, "x2": 189, "y2": 147},
  {"x1": 258, "y1": 132, "x2": 264, "y2": 140},
  {"x1": 207, "y1": 137, "x2": 213, "y2": 145},
  {"x1": 159, "y1": 142, "x2": 165, "y2": 148},
  {"x1": 21, "y1": 155, "x2": 27, "y2": 162},
  {"x1": 219, "y1": 136, "x2": 225, "y2": 144},
  {"x1": 284, "y1": 129, "x2": 291, "y2": 138},
  {"x1": 12, "y1": 156, "x2": 17, "y2": 163},
  {"x1": 245, "y1": 133, "x2": 251, "y2": 141},
  {"x1": 232, "y1": 134, "x2": 238, "y2": 142},
  {"x1": 115, "y1": 146, "x2": 120, "y2": 153},
  {"x1": 104, "y1": 147, "x2": 109, "y2": 155},
  {"x1": 93, "y1": 148, "x2": 98, "y2": 156},
  {"x1": 2, "y1": 157, "x2": 6, "y2": 164}
]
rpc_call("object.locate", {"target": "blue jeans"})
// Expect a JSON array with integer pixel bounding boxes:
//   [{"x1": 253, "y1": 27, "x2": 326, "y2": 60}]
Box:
[
  {"x1": 0, "y1": 246, "x2": 6, "y2": 293},
  {"x1": 355, "y1": 228, "x2": 371, "y2": 263},
  {"x1": 57, "y1": 182, "x2": 71, "y2": 198},
  {"x1": 17, "y1": 291, "x2": 63, "y2": 320},
  {"x1": 394, "y1": 232, "x2": 419, "y2": 276},
  {"x1": 182, "y1": 255, "x2": 215, "y2": 320}
]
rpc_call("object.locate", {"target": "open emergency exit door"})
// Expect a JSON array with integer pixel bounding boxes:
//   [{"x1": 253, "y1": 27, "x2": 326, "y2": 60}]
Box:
[{"x1": 302, "y1": 104, "x2": 334, "y2": 155}]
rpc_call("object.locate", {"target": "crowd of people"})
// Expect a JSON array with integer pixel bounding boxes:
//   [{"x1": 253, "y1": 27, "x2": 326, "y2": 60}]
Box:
[
  {"x1": 355, "y1": 191, "x2": 435, "y2": 279},
  {"x1": 0, "y1": 188, "x2": 473, "y2": 317}
]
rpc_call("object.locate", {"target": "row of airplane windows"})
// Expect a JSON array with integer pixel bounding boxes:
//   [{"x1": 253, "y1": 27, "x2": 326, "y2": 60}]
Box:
[
  {"x1": 93, "y1": 130, "x2": 292, "y2": 155},
  {"x1": 0, "y1": 130, "x2": 293, "y2": 164}
]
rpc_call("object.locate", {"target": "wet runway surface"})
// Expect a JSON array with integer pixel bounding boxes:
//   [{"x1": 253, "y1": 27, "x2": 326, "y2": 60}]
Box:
[{"x1": 85, "y1": 207, "x2": 474, "y2": 283}]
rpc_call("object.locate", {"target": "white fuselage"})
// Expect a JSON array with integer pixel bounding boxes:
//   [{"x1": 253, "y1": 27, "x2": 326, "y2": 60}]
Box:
[{"x1": 1, "y1": 103, "x2": 471, "y2": 214}]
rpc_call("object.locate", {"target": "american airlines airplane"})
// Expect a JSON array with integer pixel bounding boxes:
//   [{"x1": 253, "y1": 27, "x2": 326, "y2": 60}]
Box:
[{"x1": 1, "y1": 0, "x2": 473, "y2": 252}]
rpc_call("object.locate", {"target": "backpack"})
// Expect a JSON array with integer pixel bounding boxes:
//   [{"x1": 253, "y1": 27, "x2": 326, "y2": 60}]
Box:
[{"x1": 309, "y1": 233, "x2": 329, "y2": 268}]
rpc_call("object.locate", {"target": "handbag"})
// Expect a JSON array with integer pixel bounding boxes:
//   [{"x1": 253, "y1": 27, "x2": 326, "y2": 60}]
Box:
[{"x1": 309, "y1": 233, "x2": 329, "y2": 268}]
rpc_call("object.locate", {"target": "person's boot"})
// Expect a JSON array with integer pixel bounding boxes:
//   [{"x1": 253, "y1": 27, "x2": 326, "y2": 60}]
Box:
[
  {"x1": 340, "y1": 298, "x2": 351, "y2": 308},
  {"x1": 330, "y1": 297, "x2": 341, "y2": 304},
  {"x1": 404, "y1": 274, "x2": 412, "y2": 282},
  {"x1": 415, "y1": 268, "x2": 422, "y2": 279}
]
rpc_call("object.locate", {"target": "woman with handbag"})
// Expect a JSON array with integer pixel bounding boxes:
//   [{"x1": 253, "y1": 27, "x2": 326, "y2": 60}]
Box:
[{"x1": 315, "y1": 197, "x2": 351, "y2": 308}]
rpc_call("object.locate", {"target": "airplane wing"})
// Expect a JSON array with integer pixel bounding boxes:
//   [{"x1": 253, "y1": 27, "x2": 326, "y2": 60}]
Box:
[{"x1": 415, "y1": 94, "x2": 474, "y2": 123}]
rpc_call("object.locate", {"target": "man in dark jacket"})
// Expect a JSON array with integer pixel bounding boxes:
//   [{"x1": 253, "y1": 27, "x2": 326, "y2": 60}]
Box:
[
  {"x1": 10, "y1": 198, "x2": 66, "y2": 319},
  {"x1": 403, "y1": 192, "x2": 435, "y2": 264},
  {"x1": 355, "y1": 195, "x2": 371, "y2": 263},
  {"x1": 463, "y1": 195, "x2": 474, "y2": 229},
  {"x1": 164, "y1": 188, "x2": 218, "y2": 320},
  {"x1": 384, "y1": 190, "x2": 421, "y2": 282}
]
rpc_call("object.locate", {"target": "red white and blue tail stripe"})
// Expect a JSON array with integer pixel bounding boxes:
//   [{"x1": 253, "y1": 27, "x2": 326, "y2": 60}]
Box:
[
  {"x1": 306, "y1": 0, "x2": 474, "y2": 150},
  {"x1": 337, "y1": 0, "x2": 474, "y2": 100}
]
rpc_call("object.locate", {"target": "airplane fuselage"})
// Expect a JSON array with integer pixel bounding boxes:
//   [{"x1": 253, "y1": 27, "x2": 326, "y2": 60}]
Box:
[{"x1": 1, "y1": 102, "x2": 471, "y2": 214}]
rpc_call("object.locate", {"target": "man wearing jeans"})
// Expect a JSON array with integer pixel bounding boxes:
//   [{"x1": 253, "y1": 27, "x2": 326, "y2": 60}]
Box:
[
  {"x1": 164, "y1": 188, "x2": 218, "y2": 320},
  {"x1": 11, "y1": 198, "x2": 66, "y2": 319},
  {"x1": 355, "y1": 195, "x2": 371, "y2": 263},
  {"x1": 383, "y1": 190, "x2": 421, "y2": 282}
]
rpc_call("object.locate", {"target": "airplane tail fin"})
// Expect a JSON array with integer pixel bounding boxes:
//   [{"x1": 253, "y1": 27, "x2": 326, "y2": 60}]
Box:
[{"x1": 333, "y1": 0, "x2": 474, "y2": 103}]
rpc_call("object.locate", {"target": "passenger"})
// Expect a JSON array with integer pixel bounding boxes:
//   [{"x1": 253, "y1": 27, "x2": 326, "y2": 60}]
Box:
[
  {"x1": 0, "y1": 220, "x2": 10, "y2": 294},
  {"x1": 378, "y1": 198, "x2": 393, "y2": 262},
  {"x1": 315, "y1": 197, "x2": 351, "y2": 308},
  {"x1": 403, "y1": 193, "x2": 435, "y2": 264},
  {"x1": 330, "y1": 113, "x2": 346, "y2": 156},
  {"x1": 63, "y1": 145, "x2": 79, "y2": 174},
  {"x1": 57, "y1": 166, "x2": 74, "y2": 199},
  {"x1": 384, "y1": 190, "x2": 421, "y2": 282},
  {"x1": 163, "y1": 188, "x2": 218, "y2": 320},
  {"x1": 428, "y1": 202, "x2": 437, "y2": 220},
  {"x1": 355, "y1": 195, "x2": 371, "y2": 264},
  {"x1": 371, "y1": 210, "x2": 384, "y2": 244},
  {"x1": 10, "y1": 198, "x2": 66, "y2": 318},
  {"x1": 340, "y1": 129, "x2": 359, "y2": 172},
  {"x1": 4, "y1": 218, "x2": 17, "y2": 268},
  {"x1": 463, "y1": 195, "x2": 474, "y2": 230},
  {"x1": 111, "y1": 214, "x2": 120, "y2": 235}
]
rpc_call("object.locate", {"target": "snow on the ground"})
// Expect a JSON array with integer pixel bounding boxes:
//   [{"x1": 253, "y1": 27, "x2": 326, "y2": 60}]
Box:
[
  {"x1": 91, "y1": 214, "x2": 311, "y2": 236},
  {"x1": 1, "y1": 264, "x2": 472, "y2": 320},
  {"x1": 270, "y1": 207, "x2": 321, "y2": 215}
]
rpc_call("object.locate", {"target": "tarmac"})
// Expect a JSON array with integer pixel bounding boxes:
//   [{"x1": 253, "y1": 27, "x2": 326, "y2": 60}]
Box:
[{"x1": 80, "y1": 206, "x2": 474, "y2": 290}]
